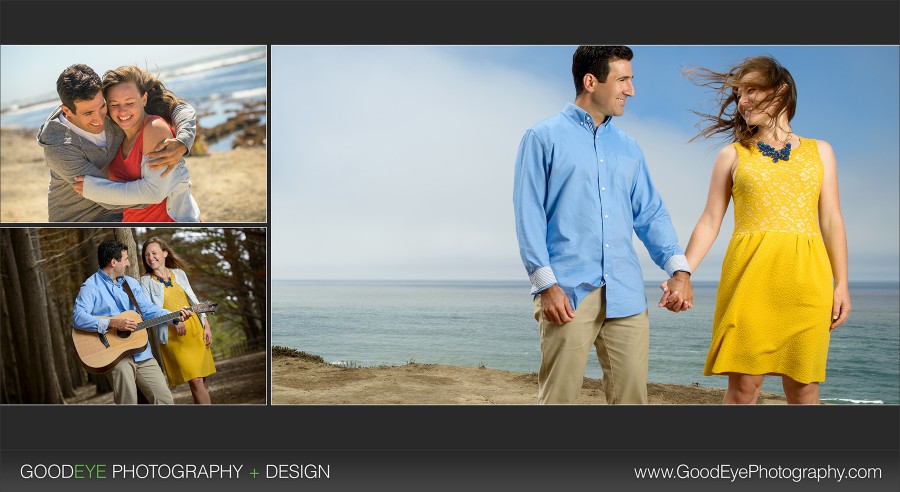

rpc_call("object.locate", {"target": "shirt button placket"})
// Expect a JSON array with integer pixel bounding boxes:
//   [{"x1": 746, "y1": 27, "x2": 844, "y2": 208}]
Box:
[{"x1": 597, "y1": 130, "x2": 609, "y2": 285}]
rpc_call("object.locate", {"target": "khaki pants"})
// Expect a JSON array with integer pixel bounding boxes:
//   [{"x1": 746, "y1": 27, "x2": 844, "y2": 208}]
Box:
[
  {"x1": 107, "y1": 357, "x2": 174, "y2": 405},
  {"x1": 534, "y1": 286, "x2": 649, "y2": 404}
]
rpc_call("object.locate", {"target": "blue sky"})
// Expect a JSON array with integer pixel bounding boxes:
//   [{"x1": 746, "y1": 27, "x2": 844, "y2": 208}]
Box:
[
  {"x1": 271, "y1": 45, "x2": 899, "y2": 282},
  {"x1": 0, "y1": 45, "x2": 259, "y2": 108}
]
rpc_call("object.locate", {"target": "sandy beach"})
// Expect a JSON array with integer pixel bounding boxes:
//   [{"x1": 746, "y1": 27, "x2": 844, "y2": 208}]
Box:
[
  {"x1": 272, "y1": 347, "x2": 788, "y2": 405},
  {"x1": 0, "y1": 128, "x2": 266, "y2": 223}
]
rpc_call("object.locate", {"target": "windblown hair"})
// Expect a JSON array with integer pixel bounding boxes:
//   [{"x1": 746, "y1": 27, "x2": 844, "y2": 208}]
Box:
[
  {"x1": 572, "y1": 46, "x2": 634, "y2": 95},
  {"x1": 56, "y1": 64, "x2": 102, "y2": 113},
  {"x1": 141, "y1": 236, "x2": 191, "y2": 275},
  {"x1": 685, "y1": 55, "x2": 797, "y2": 148},
  {"x1": 101, "y1": 65, "x2": 186, "y2": 126}
]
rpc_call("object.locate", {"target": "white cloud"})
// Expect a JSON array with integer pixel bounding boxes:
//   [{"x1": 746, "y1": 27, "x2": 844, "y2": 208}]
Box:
[
  {"x1": 272, "y1": 46, "x2": 898, "y2": 282},
  {"x1": 273, "y1": 46, "x2": 563, "y2": 280}
]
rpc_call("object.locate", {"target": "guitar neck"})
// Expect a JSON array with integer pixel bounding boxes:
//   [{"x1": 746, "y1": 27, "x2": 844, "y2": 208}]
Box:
[{"x1": 136, "y1": 308, "x2": 193, "y2": 331}]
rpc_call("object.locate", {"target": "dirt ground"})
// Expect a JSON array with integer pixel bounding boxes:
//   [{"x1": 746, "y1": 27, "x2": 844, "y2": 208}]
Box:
[
  {"x1": 0, "y1": 128, "x2": 266, "y2": 223},
  {"x1": 271, "y1": 348, "x2": 788, "y2": 405},
  {"x1": 66, "y1": 350, "x2": 267, "y2": 405}
]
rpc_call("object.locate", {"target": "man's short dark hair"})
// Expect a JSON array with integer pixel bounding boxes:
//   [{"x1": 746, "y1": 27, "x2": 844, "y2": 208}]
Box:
[
  {"x1": 572, "y1": 46, "x2": 634, "y2": 95},
  {"x1": 98, "y1": 240, "x2": 128, "y2": 268},
  {"x1": 56, "y1": 64, "x2": 102, "y2": 113}
]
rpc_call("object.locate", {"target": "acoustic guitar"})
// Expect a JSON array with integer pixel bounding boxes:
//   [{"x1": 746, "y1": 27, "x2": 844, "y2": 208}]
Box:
[{"x1": 72, "y1": 301, "x2": 218, "y2": 374}]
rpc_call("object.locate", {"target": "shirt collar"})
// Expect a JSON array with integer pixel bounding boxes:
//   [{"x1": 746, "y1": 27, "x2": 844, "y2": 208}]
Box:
[
  {"x1": 58, "y1": 113, "x2": 108, "y2": 148},
  {"x1": 562, "y1": 102, "x2": 612, "y2": 133},
  {"x1": 97, "y1": 268, "x2": 124, "y2": 285}
]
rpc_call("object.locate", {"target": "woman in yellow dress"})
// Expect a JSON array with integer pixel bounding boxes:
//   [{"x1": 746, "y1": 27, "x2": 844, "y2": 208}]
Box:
[
  {"x1": 669, "y1": 56, "x2": 851, "y2": 404},
  {"x1": 140, "y1": 237, "x2": 216, "y2": 404}
]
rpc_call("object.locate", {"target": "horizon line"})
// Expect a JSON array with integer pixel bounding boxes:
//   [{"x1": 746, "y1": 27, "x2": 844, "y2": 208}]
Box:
[{"x1": 271, "y1": 278, "x2": 900, "y2": 285}]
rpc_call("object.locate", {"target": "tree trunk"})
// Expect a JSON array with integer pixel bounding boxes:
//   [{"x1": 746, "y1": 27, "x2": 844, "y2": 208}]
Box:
[
  {"x1": 50, "y1": 228, "x2": 87, "y2": 387},
  {"x1": 36, "y1": 231, "x2": 76, "y2": 398},
  {"x1": 10, "y1": 229, "x2": 64, "y2": 403},
  {"x1": 114, "y1": 228, "x2": 140, "y2": 279},
  {"x1": 1, "y1": 278, "x2": 24, "y2": 403},
  {"x1": 2, "y1": 229, "x2": 36, "y2": 403}
]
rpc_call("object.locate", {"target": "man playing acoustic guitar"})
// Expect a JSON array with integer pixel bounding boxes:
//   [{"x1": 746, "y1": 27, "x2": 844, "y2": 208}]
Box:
[{"x1": 73, "y1": 240, "x2": 190, "y2": 404}]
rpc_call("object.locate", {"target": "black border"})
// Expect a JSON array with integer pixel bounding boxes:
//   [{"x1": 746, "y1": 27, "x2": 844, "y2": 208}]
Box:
[
  {"x1": 1, "y1": 1, "x2": 899, "y2": 45},
  {"x1": 2, "y1": 1, "x2": 899, "y2": 491},
  {"x1": 3, "y1": 405, "x2": 899, "y2": 450}
]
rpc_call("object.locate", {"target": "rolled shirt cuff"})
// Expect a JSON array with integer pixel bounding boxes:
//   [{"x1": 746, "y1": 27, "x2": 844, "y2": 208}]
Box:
[
  {"x1": 663, "y1": 254, "x2": 692, "y2": 277},
  {"x1": 97, "y1": 317, "x2": 110, "y2": 334},
  {"x1": 529, "y1": 266, "x2": 558, "y2": 294},
  {"x1": 157, "y1": 324, "x2": 169, "y2": 345}
]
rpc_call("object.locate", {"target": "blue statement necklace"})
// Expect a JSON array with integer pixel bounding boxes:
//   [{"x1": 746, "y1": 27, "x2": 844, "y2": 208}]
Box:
[
  {"x1": 756, "y1": 136, "x2": 793, "y2": 163},
  {"x1": 757, "y1": 141, "x2": 791, "y2": 162},
  {"x1": 155, "y1": 272, "x2": 173, "y2": 288}
]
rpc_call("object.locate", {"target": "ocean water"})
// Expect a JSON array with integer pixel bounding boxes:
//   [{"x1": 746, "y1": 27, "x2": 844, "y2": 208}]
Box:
[
  {"x1": 272, "y1": 280, "x2": 900, "y2": 405},
  {"x1": 0, "y1": 46, "x2": 266, "y2": 151}
]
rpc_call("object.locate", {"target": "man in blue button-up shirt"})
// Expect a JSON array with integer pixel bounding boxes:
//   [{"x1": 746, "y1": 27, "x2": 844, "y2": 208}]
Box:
[
  {"x1": 514, "y1": 46, "x2": 693, "y2": 404},
  {"x1": 73, "y1": 240, "x2": 189, "y2": 404}
]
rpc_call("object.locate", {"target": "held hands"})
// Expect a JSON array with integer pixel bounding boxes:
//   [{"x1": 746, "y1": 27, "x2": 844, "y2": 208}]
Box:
[
  {"x1": 540, "y1": 284, "x2": 575, "y2": 325},
  {"x1": 146, "y1": 138, "x2": 188, "y2": 177},
  {"x1": 71, "y1": 176, "x2": 85, "y2": 196},
  {"x1": 830, "y1": 285, "x2": 852, "y2": 331},
  {"x1": 172, "y1": 320, "x2": 187, "y2": 336},
  {"x1": 108, "y1": 317, "x2": 138, "y2": 332},
  {"x1": 658, "y1": 271, "x2": 694, "y2": 313},
  {"x1": 172, "y1": 307, "x2": 192, "y2": 336}
]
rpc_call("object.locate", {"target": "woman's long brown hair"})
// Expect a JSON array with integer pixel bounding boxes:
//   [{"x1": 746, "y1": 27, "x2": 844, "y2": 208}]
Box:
[
  {"x1": 141, "y1": 236, "x2": 191, "y2": 275},
  {"x1": 102, "y1": 65, "x2": 187, "y2": 126},
  {"x1": 685, "y1": 55, "x2": 797, "y2": 148}
]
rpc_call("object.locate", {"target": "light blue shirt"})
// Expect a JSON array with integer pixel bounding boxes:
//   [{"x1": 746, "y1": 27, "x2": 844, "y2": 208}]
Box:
[
  {"x1": 513, "y1": 102, "x2": 690, "y2": 317},
  {"x1": 73, "y1": 269, "x2": 170, "y2": 362}
]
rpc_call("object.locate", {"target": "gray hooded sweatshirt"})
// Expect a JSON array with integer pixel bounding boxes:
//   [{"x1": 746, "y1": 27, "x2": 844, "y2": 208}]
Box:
[{"x1": 36, "y1": 104, "x2": 196, "y2": 222}]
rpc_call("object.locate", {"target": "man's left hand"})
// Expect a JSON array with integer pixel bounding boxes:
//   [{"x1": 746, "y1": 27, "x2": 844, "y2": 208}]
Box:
[
  {"x1": 658, "y1": 271, "x2": 693, "y2": 313},
  {"x1": 146, "y1": 138, "x2": 188, "y2": 178},
  {"x1": 71, "y1": 176, "x2": 85, "y2": 195}
]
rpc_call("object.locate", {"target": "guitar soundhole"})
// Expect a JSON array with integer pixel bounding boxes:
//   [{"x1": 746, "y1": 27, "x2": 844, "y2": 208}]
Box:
[{"x1": 116, "y1": 331, "x2": 132, "y2": 339}]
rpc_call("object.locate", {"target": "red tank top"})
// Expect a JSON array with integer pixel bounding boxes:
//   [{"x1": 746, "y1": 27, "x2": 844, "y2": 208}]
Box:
[{"x1": 107, "y1": 115, "x2": 176, "y2": 222}]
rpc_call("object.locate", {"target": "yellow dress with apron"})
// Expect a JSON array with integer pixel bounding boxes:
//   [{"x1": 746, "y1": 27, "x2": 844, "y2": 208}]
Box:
[
  {"x1": 156, "y1": 273, "x2": 216, "y2": 387},
  {"x1": 704, "y1": 137, "x2": 833, "y2": 384}
]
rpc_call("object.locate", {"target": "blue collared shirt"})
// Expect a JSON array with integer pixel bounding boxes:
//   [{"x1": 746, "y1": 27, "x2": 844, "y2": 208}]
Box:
[
  {"x1": 73, "y1": 269, "x2": 170, "y2": 362},
  {"x1": 513, "y1": 103, "x2": 690, "y2": 317}
]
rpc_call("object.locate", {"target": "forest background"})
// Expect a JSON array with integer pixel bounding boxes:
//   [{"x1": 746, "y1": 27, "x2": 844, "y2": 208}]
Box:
[{"x1": 0, "y1": 227, "x2": 266, "y2": 404}]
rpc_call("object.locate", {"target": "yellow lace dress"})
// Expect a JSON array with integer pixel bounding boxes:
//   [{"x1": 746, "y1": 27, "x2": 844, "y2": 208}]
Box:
[
  {"x1": 156, "y1": 272, "x2": 216, "y2": 387},
  {"x1": 704, "y1": 138, "x2": 834, "y2": 384}
]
